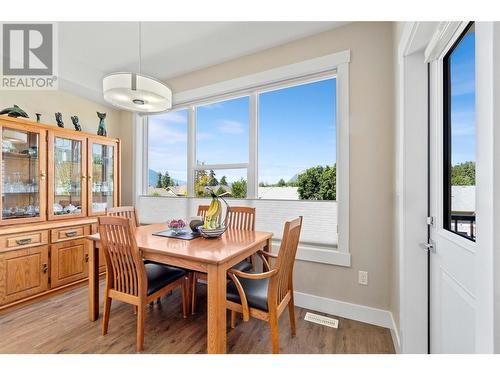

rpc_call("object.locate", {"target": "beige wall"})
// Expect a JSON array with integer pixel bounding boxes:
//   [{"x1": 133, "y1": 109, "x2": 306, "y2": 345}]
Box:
[
  {"x1": 167, "y1": 22, "x2": 396, "y2": 310},
  {"x1": 0, "y1": 89, "x2": 134, "y2": 204}
]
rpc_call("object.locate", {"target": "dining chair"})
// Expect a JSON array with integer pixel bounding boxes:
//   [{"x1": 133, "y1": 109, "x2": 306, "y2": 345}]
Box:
[
  {"x1": 225, "y1": 216, "x2": 303, "y2": 354},
  {"x1": 106, "y1": 206, "x2": 140, "y2": 228},
  {"x1": 98, "y1": 216, "x2": 190, "y2": 352},
  {"x1": 191, "y1": 205, "x2": 256, "y2": 314}
]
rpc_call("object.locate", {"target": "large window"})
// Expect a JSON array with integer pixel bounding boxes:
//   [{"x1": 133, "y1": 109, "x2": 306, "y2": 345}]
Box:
[
  {"x1": 146, "y1": 76, "x2": 337, "y2": 201},
  {"x1": 443, "y1": 22, "x2": 476, "y2": 241},
  {"x1": 195, "y1": 96, "x2": 249, "y2": 198},
  {"x1": 258, "y1": 78, "x2": 336, "y2": 200},
  {"x1": 147, "y1": 109, "x2": 188, "y2": 197}
]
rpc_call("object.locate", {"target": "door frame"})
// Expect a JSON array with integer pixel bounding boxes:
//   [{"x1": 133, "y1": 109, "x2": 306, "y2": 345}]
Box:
[{"x1": 396, "y1": 21, "x2": 495, "y2": 353}]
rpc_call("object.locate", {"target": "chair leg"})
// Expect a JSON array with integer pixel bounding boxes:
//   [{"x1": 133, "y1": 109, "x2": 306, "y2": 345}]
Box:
[
  {"x1": 181, "y1": 277, "x2": 189, "y2": 318},
  {"x1": 230, "y1": 310, "x2": 237, "y2": 329},
  {"x1": 157, "y1": 297, "x2": 161, "y2": 304},
  {"x1": 191, "y1": 274, "x2": 197, "y2": 315},
  {"x1": 136, "y1": 304, "x2": 145, "y2": 352},
  {"x1": 288, "y1": 295, "x2": 297, "y2": 337},
  {"x1": 102, "y1": 293, "x2": 112, "y2": 335},
  {"x1": 269, "y1": 313, "x2": 280, "y2": 354}
]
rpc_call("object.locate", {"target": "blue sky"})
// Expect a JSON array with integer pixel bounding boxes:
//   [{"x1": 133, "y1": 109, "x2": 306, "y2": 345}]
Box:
[
  {"x1": 450, "y1": 29, "x2": 475, "y2": 166},
  {"x1": 148, "y1": 78, "x2": 336, "y2": 185}
]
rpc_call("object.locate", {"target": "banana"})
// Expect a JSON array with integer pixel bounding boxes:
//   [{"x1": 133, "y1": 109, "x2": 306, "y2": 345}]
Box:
[{"x1": 204, "y1": 197, "x2": 222, "y2": 229}]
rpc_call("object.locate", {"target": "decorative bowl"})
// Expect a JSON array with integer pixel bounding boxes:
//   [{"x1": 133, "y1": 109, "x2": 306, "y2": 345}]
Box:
[
  {"x1": 199, "y1": 226, "x2": 226, "y2": 239},
  {"x1": 167, "y1": 219, "x2": 187, "y2": 235}
]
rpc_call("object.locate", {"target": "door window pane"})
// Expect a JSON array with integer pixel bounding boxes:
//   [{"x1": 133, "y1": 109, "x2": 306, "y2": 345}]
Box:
[
  {"x1": 148, "y1": 110, "x2": 188, "y2": 197},
  {"x1": 2, "y1": 128, "x2": 40, "y2": 219},
  {"x1": 53, "y1": 137, "x2": 82, "y2": 216},
  {"x1": 196, "y1": 96, "x2": 249, "y2": 165},
  {"x1": 258, "y1": 78, "x2": 336, "y2": 200},
  {"x1": 444, "y1": 23, "x2": 476, "y2": 241},
  {"x1": 91, "y1": 144, "x2": 114, "y2": 212}
]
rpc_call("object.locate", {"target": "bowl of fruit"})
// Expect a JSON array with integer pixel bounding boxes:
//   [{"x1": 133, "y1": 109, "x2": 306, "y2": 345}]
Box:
[{"x1": 167, "y1": 219, "x2": 187, "y2": 235}]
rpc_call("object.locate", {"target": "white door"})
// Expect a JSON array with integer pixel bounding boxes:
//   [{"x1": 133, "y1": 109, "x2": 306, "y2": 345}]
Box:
[{"x1": 428, "y1": 22, "x2": 477, "y2": 353}]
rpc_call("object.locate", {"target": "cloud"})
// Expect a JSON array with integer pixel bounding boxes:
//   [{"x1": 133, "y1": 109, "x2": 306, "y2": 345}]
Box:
[
  {"x1": 217, "y1": 120, "x2": 244, "y2": 135},
  {"x1": 149, "y1": 122, "x2": 187, "y2": 145},
  {"x1": 155, "y1": 111, "x2": 187, "y2": 124}
]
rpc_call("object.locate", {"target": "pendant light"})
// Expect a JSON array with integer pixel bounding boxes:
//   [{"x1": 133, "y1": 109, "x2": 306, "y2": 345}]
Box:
[{"x1": 103, "y1": 23, "x2": 172, "y2": 113}]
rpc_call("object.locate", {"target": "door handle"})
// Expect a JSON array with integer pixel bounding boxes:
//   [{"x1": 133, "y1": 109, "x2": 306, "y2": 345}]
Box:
[
  {"x1": 419, "y1": 241, "x2": 436, "y2": 253},
  {"x1": 42, "y1": 263, "x2": 48, "y2": 273}
]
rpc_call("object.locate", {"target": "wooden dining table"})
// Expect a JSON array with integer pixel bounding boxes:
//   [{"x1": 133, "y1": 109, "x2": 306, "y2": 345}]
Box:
[{"x1": 86, "y1": 223, "x2": 273, "y2": 354}]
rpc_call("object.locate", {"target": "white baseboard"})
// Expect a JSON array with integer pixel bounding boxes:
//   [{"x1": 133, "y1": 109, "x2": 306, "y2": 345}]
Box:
[{"x1": 294, "y1": 291, "x2": 400, "y2": 353}]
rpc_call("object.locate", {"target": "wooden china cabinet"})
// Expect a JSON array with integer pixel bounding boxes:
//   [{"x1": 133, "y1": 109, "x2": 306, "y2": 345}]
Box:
[{"x1": 0, "y1": 116, "x2": 120, "y2": 311}]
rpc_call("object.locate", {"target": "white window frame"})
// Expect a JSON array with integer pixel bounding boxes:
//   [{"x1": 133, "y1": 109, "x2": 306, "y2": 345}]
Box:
[{"x1": 135, "y1": 50, "x2": 351, "y2": 261}]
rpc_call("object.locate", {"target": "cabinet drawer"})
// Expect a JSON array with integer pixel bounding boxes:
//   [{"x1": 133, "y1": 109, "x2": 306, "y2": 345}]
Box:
[
  {"x1": 51, "y1": 225, "x2": 90, "y2": 243},
  {"x1": 0, "y1": 246, "x2": 49, "y2": 305},
  {"x1": 0, "y1": 230, "x2": 49, "y2": 251},
  {"x1": 50, "y1": 239, "x2": 89, "y2": 288}
]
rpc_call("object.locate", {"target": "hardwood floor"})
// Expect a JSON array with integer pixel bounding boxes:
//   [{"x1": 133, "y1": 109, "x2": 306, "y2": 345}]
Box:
[{"x1": 0, "y1": 282, "x2": 395, "y2": 354}]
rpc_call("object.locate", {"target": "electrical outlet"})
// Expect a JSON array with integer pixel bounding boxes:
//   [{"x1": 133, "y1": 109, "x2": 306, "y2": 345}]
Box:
[{"x1": 358, "y1": 271, "x2": 368, "y2": 285}]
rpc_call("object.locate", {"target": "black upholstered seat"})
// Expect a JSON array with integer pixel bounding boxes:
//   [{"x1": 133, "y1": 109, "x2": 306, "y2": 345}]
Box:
[
  {"x1": 232, "y1": 260, "x2": 253, "y2": 272},
  {"x1": 227, "y1": 274, "x2": 269, "y2": 311},
  {"x1": 145, "y1": 263, "x2": 186, "y2": 296}
]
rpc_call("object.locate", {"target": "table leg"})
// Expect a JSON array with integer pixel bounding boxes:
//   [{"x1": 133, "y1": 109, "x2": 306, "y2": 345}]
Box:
[
  {"x1": 88, "y1": 239, "x2": 99, "y2": 321},
  {"x1": 206, "y1": 264, "x2": 227, "y2": 354}
]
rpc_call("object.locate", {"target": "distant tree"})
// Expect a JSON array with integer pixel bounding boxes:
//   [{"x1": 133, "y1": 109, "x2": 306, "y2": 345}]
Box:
[
  {"x1": 220, "y1": 176, "x2": 228, "y2": 186},
  {"x1": 162, "y1": 171, "x2": 171, "y2": 187},
  {"x1": 208, "y1": 169, "x2": 218, "y2": 186},
  {"x1": 231, "y1": 178, "x2": 247, "y2": 198},
  {"x1": 297, "y1": 165, "x2": 336, "y2": 200},
  {"x1": 156, "y1": 172, "x2": 163, "y2": 188},
  {"x1": 195, "y1": 170, "x2": 211, "y2": 197},
  {"x1": 277, "y1": 178, "x2": 286, "y2": 187},
  {"x1": 451, "y1": 161, "x2": 475, "y2": 186},
  {"x1": 258, "y1": 181, "x2": 267, "y2": 187}
]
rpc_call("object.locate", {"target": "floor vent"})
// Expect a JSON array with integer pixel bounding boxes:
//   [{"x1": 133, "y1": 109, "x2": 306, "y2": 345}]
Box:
[{"x1": 304, "y1": 312, "x2": 339, "y2": 328}]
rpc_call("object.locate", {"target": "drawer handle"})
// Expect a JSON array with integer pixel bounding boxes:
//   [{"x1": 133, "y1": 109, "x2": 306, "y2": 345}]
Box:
[
  {"x1": 16, "y1": 238, "x2": 33, "y2": 245},
  {"x1": 65, "y1": 231, "x2": 78, "y2": 237},
  {"x1": 42, "y1": 263, "x2": 48, "y2": 273}
]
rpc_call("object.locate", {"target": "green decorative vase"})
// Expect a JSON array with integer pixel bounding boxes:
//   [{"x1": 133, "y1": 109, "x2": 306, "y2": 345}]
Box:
[{"x1": 97, "y1": 111, "x2": 107, "y2": 136}]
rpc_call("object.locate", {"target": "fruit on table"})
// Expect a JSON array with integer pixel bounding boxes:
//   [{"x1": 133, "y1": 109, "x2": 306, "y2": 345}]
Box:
[
  {"x1": 204, "y1": 197, "x2": 222, "y2": 230},
  {"x1": 168, "y1": 219, "x2": 186, "y2": 229}
]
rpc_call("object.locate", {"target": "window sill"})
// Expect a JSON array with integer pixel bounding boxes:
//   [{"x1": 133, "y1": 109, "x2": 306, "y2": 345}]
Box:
[{"x1": 271, "y1": 239, "x2": 351, "y2": 267}]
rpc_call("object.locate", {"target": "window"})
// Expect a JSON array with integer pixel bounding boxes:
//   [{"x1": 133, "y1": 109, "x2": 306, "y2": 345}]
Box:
[
  {"x1": 443, "y1": 22, "x2": 476, "y2": 241},
  {"x1": 139, "y1": 50, "x2": 351, "y2": 265},
  {"x1": 145, "y1": 77, "x2": 337, "y2": 201},
  {"x1": 196, "y1": 96, "x2": 249, "y2": 165},
  {"x1": 258, "y1": 78, "x2": 336, "y2": 200},
  {"x1": 147, "y1": 109, "x2": 188, "y2": 197}
]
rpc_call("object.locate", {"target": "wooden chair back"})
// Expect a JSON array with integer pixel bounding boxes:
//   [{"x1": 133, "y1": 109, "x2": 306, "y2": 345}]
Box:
[
  {"x1": 197, "y1": 205, "x2": 210, "y2": 219},
  {"x1": 106, "y1": 206, "x2": 140, "y2": 228},
  {"x1": 226, "y1": 206, "x2": 255, "y2": 231},
  {"x1": 269, "y1": 216, "x2": 303, "y2": 307},
  {"x1": 98, "y1": 216, "x2": 147, "y2": 298}
]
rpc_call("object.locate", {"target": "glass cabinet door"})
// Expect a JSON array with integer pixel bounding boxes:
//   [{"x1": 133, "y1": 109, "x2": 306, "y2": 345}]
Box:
[
  {"x1": 48, "y1": 133, "x2": 87, "y2": 219},
  {"x1": 1, "y1": 125, "x2": 46, "y2": 224},
  {"x1": 88, "y1": 140, "x2": 117, "y2": 215}
]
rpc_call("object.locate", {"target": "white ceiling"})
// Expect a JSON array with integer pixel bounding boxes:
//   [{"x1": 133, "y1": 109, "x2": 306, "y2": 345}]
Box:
[{"x1": 57, "y1": 22, "x2": 348, "y2": 106}]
